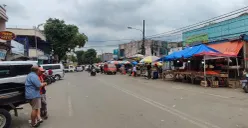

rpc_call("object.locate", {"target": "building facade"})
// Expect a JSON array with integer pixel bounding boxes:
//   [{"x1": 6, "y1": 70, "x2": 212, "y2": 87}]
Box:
[
  {"x1": 119, "y1": 40, "x2": 167, "y2": 58},
  {"x1": 183, "y1": 13, "x2": 248, "y2": 46},
  {"x1": 6, "y1": 28, "x2": 51, "y2": 63},
  {"x1": 101, "y1": 53, "x2": 113, "y2": 62}
]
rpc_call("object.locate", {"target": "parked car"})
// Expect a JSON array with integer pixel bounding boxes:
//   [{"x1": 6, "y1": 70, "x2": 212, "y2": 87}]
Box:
[
  {"x1": 76, "y1": 66, "x2": 83, "y2": 72},
  {"x1": 40, "y1": 63, "x2": 65, "y2": 80},
  {"x1": 0, "y1": 61, "x2": 38, "y2": 128},
  {"x1": 64, "y1": 65, "x2": 75, "y2": 73},
  {"x1": 104, "y1": 64, "x2": 117, "y2": 74}
]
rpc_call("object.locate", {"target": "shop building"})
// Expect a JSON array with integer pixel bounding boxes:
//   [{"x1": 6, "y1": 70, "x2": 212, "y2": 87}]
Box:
[
  {"x1": 6, "y1": 28, "x2": 52, "y2": 64},
  {"x1": 100, "y1": 53, "x2": 113, "y2": 62},
  {"x1": 119, "y1": 40, "x2": 167, "y2": 58}
]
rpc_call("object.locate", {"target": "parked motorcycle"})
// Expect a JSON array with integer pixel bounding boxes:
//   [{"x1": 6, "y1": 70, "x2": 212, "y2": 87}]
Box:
[
  {"x1": 91, "y1": 69, "x2": 96, "y2": 76},
  {"x1": 240, "y1": 79, "x2": 248, "y2": 93}
]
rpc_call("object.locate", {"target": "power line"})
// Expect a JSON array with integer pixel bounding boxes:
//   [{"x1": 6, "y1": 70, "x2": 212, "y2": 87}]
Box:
[
  {"x1": 145, "y1": 6, "x2": 248, "y2": 39},
  {"x1": 83, "y1": 6, "x2": 248, "y2": 45}
]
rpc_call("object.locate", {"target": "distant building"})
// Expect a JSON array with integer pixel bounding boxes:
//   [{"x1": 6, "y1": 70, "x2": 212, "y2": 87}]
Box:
[
  {"x1": 119, "y1": 40, "x2": 167, "y2": 58},
  {"x1": 100, "y1": 53, "x2": 113, "y2": 62},
  {"x1": 0, "y1": 5, "x2": 9, "y2": 60}
]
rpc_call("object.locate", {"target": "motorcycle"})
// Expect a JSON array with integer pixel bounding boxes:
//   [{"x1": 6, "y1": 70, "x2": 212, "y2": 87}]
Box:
[
  {"x1": 240, "y1": 79, "x2": 248, "y2": 93},
  {"x1": 91, "y1": 69, "x2": 96, "y2": 76}
]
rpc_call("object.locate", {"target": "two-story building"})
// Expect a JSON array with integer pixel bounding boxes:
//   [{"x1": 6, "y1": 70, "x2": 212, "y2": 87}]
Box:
[
  {"x1": 119, "y1": 40, "x2": 168, "y2": 58},
  {"x1": 182, "y1": 13, "x2": 248, "y2": 69},
  {"x1": 6, "y1": 28, "x2": 52, "y2": 64}
]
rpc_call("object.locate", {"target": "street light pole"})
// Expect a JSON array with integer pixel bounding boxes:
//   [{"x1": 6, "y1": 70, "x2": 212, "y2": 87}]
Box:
[
  {"x1": 34, "y1": 26, "x2": 38, "y2": 60},
  {"x1": 127, "y1": 20, "x2": 146, "y2": 55},
  {"x1": 142, "y1": 20, "x2": 145, "y2": 55},
  {"x1": 34, "y1": 24, "x2": 44, "y2": 61}
]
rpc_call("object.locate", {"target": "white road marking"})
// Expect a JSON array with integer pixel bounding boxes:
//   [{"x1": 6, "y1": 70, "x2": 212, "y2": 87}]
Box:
[
  {"x1": 68, "y1": 95, "x2": 73, "y2": 117},
  {"x1": 97, "y1": 78, "x2": 221, "y2": 128},
  {"x1": 172, "y1": 87, "x2": 229, "y2": 99}
]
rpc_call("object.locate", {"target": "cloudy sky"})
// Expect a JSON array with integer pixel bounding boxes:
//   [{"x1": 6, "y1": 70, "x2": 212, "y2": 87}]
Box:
[{"x1": 2, "y1": 0, "x2": 248, "y2": 53}]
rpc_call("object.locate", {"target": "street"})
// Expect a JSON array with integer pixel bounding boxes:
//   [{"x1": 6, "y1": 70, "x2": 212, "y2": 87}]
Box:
[{"x1": 11, "y1": 72, "x2": 248, "y2": 128}]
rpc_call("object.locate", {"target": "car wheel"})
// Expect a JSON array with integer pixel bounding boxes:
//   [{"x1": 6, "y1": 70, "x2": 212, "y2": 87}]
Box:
[
  {"x1": 55, "y1": 75, "x2": 61, "y2": 80},
  {"x1": 0, "y1": 109, "x2": 11, "y2": 128}
]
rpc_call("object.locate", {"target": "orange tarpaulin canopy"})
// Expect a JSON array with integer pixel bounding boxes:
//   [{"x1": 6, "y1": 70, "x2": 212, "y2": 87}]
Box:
[{"x1": 208, "y1": 41, "x2": 244, "y2": 56}]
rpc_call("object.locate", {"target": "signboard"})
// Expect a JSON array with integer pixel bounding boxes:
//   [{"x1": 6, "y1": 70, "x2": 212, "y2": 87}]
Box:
[
  {"x1": 0, "y1": 31, "x2": 16, "y2": 41},
  {"x1": 11, "y1": 40, "x2": 24, "y2": 55},
  {"x1": 0, "y1": 49, "x2": 7, "y2": 60},
  {"x1": 38, "y1": 55, "x2": 49, "y2": 60},
  {"x1": 185, "y1": 34, "x2": 208, "y2": 46},
  {"x1": 113, "y1": 49, "x2": 119, "y2": 55}
]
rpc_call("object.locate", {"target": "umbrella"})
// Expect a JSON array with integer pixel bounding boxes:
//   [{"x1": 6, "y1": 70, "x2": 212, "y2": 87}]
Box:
[
  {"x1": 110, "y1": 61, "x2": 119, "y2": 64},
  {"x1": 153, "y1": 62, "x2": 163, "y2": 66},
  {"x1": 132, "y1": 61, "x2": 138, "y2": 65},
  {"x1": 123, "y1": 61, "x2": 130, "y2": 64},
  {"x1": 140, "y1": 56, "x2": 160, "y2": 63}
]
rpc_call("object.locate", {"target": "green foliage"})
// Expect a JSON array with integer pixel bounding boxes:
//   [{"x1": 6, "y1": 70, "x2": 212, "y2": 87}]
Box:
[
  {"x1": 43, "y1": 18, "x2": 88, "y2": 61},
  {"x1": 75, "y1": 49, "x2": 99, "y2": 64},
  {"x1": 84, "y1": 49, "x2": 97, "y2": 64},
  {"x1": 75, "y1": 51, "x2": 84, "y2": 65}
]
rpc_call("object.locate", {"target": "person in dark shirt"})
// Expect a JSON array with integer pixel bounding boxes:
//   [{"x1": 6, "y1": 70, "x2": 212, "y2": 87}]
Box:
[{"x1": 147, "y1": 63, "x2": 152, "y2": 79}]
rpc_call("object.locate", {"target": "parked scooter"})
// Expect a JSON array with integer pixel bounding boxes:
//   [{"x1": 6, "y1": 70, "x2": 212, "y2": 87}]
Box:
[
  {"x1": 91, "y1": 68, "x2": 96, "y2": 76},
  {"x1": 240, "y1": 70, "x2": 248, "y2": 93}
]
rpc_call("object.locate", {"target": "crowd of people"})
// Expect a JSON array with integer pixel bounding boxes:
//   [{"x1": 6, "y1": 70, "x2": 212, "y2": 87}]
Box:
[
  {"x1": 25, "y1": 66, "x2": 49, "y2": 127},
  {"x1": 119, "y1": 63, "x2": 162, "y2": 79}
]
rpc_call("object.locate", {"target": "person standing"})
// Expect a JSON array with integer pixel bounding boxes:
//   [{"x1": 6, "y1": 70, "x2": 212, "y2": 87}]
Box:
[
  {"x1": 38, "y1": 68, "x2": 48, "y2": 119},
  {"x1": 147, "y1": 63, "x2": 152, "y2": 79},
  {"x1": 25, "y1": 66, "x2": 47, "y2": 127},
  {"x1": 132, "y1": 65, "x2": 137, "y2": 77}
]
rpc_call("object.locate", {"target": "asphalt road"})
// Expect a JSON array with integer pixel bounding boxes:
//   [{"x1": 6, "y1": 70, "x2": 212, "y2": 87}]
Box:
[{"x1": 11, "y1": 72, "x2": 248, "y2": 128}]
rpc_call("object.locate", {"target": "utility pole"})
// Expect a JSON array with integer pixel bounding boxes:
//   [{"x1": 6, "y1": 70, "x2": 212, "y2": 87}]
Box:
[
  {"x1": 141, "y1": 20, "x2": 146, "y2": 55},
  {"x1": 34, "y1": 26, "x2": 38, "y2": 60}
]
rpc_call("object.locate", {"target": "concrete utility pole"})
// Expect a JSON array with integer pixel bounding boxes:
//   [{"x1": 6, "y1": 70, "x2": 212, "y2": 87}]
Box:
[
  {"x1": 127, "y1": 20, "x2": 146, "y2": 55},
  {"x1": 142, "y1": 20, "x2": 145, "y2": 55}
]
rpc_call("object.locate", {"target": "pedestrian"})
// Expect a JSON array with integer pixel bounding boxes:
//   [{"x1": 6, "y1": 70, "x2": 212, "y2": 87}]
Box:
[
  {"x1": 38, "y1": 68, "x2": 48, "y2": 119},
  {"x1": 147, "y1": 63, "x2": 152, "y2": 79},
  {"x1": 25, "y1": 66, "x2": 47, "y2": 127},
  {"x1": 48, "y1": 69, "x2": 53, "y2": 76},
  {"x1": 132, "y1": 65, "x2": 137, "y2": 77}
]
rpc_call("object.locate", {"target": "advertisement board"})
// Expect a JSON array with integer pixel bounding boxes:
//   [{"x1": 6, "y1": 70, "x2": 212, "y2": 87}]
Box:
[
  {"x1": 0, "y1": 31, "x2": 16, "y2": 41},
  {"x1": 11, "y1": 40, "x2": 24, "y2": 55},
  {"x1": 185, "y1": 34, "x2": 208, "y2": 46}
]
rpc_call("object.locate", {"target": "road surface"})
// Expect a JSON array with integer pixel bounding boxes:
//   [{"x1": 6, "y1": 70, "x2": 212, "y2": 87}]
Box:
[{"x1": 11, "y1": 72, "x2": 248, "y2": 128}]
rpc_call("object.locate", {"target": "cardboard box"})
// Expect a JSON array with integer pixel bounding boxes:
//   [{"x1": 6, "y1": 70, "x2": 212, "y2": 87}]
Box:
[
  {"x1": 212, "y1": 81, "x2": 219, "y2": 88},
  {"x1": 228, "y1": 80, "x2": 240, "y2": 88},
  {"x1": 201, "y1": 81, "x2": 208, "y2": 87}
]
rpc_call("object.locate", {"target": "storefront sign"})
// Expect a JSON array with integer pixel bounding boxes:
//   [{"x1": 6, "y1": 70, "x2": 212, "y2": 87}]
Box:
[
  {"x1": 0, "y1": 31, "x2": 16, "y2": 41},
  {"x1": 0, "y1": 49, "x2": 7, "y2": 60},
  {"x1": 38, "y1": 55, "x2": 49, "y2": 60},
  {"x1": 185, "y1": 34, "x2": 208, "y2": 46},
  {"x1": 11, "y1": 40, "x2": 24, "y2": 55}
]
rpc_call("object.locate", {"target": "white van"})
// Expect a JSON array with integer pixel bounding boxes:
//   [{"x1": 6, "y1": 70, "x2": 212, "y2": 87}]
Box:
[{"x1": 40, "y1": 63, "x2": 65, "y2": 80}]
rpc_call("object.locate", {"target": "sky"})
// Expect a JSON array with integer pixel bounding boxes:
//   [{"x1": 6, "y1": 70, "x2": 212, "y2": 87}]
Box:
[{"x1": 2, "y1": 0, "x2": 248, "y2": 53}]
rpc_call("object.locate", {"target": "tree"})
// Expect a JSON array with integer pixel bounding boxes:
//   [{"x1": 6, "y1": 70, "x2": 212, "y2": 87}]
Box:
[
  {"x1": 75, "y1": 50, "x2": 84, "y2": 65},
  {"x1": 43, "y1": 18, "x2": 88, "y2": 61},
  {"x1": 83, "y1": 49, "x2": 97, "y2": 64}
]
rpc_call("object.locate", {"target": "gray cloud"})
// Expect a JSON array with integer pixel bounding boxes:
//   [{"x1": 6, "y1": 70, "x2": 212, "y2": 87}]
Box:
[
  {"x1": 3, "y1": 0, "x2": 248, "y2": 53},
  {"x1": 2, "y1": 0, "x2": 29, "y2": 19}
]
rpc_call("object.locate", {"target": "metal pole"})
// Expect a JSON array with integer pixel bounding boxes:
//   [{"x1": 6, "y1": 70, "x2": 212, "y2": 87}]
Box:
[
  {"x1": 204, "y1": 56, "x2": 206, "y2": 87},
  {"x1": 34, "y1": 26, "x2": 38, "y2": 61},
  {"x1": 142, "y1": 20, "x2": 145, "y2": 55}
]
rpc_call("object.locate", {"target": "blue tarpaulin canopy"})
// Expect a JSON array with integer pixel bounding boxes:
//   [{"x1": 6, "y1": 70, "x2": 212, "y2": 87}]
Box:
[{"x1": 158, "y1": 44, "x2": 220, "y2": 61}]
